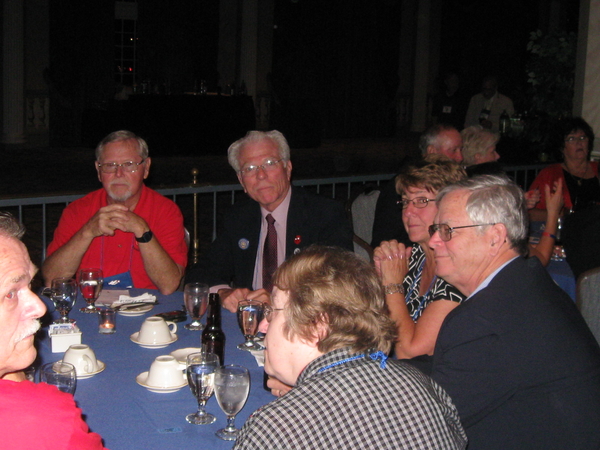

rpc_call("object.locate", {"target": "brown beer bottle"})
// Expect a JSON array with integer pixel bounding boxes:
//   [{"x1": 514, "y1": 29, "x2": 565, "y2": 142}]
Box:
[{"x1": 202, "y1": 293, "x2": 225, "y2": 364}]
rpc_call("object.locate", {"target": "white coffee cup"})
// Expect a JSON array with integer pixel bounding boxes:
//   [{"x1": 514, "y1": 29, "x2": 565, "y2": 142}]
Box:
[
  {"x1": 137, "y1": 316, "x2": 177, "y2": 344},
  {"x1": 146, "y1": 355, "x2": 186, "y2": 387},
  {"x1": 63, "y1": 344, "x2": 99, "y2": 375}
]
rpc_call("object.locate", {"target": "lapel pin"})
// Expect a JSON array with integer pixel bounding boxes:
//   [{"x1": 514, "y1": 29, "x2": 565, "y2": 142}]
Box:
[
  {"x1": 294, "y1": 235, "x2": 302, "y2": 245},
  {"x1": 238, "y1": 238, "x2": 249, "y2": 250}
]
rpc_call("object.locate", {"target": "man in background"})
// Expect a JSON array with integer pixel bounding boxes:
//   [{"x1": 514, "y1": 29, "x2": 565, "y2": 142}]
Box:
[
  {"x1": 185, "y1": 130, "x2": 353, "y2": 313},
  {"x1": 371, "y1": 123, "x2": 463, "y2": 247},
  {"x1": 464, "y1": 76, "x2": 514, "y2": 132},
  {"x1": 43, "y1": 130, "x2": 188, "y2": 294}
]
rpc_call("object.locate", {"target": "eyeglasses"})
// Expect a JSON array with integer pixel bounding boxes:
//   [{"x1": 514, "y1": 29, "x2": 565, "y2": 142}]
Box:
[
  {"x1": 428, "y1": 223, "x2": 496, "y2": 242},
  {"x1": 565, "y1": 135, "x2": 589, "y2": 143},
  {"x1": 239, "y1": 159, "x2": 284, "y2": 177},
  {"x1": 398, "y1": 197, "x2": 436, "y2": 209},
  {"x1": 97, "y1": 160, "x2": 146, "y2": 174},
  {"x1": 263, "y1": 304, "x2": 284, "y2": 323}
]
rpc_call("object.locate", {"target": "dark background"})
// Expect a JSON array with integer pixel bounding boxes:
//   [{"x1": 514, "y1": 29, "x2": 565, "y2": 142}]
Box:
[{"x1": 45, "y1": 0, "x2": 580, "y2": 150}]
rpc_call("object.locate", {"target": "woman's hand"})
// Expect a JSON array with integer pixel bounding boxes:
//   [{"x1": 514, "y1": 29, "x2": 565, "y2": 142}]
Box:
[
  {"x1": 373, "y1": 240, "x2": 412, "y2": 286},
  {"x1": 524, "y1": 188, "x2": 541, "y2": 210},
  {"x1": 545, "y1": 178, "x2": 564, "y2": 219}
]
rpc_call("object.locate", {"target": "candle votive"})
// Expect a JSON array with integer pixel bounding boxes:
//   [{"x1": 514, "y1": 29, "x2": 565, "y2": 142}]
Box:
[{"x1": 97, "y1": 308, "x2": 116, "y2": 334}]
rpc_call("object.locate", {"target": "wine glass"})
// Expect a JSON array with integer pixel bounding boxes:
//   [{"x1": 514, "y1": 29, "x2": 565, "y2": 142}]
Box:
[
  {"x1": 237, "y1": 300, "x2": 264, "y2": 351},
  {"x1": 214, "y1": 365, "x2": 250, "y2": 440},
  {"x1": 40, "y1": 361, "x2": 77, "y2": 394},
  {"x1": 186, "y1": 351, "x2": 219, "y2": 425},
  {"x1": 78, "y1": 268, "x2": 104, "y2": 313},
  {"x1": 184, "y1": 282, "x2": 209, "y2": 331},
  {"x1": 42, "y1": 277, "x2": 78, "y2": 324}
]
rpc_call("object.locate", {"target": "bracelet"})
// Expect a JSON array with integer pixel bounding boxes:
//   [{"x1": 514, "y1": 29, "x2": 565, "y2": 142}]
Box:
[
  {"x1": 384, "y1": 283, "x2": 405, "y2": 295},
  {"x1": 542, "y1": 231, "x2": 557, "y2": 240}
]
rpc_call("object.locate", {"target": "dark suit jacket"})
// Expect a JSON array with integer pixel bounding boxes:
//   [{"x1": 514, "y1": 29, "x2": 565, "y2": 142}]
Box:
[
  {"x1": 430, "y1": 257, "x2": 600, "y2": 449},
  {"x1": 186, "y1": 186, "x2": 353, "y2": 288}
]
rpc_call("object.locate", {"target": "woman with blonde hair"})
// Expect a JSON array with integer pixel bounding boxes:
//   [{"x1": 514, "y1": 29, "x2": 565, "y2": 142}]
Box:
[{"x1": 373, "y1": 155, "x2": 467, "y2": 358}]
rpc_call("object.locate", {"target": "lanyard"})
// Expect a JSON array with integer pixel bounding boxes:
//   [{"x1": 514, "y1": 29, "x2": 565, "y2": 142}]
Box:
[
  {"x1": 100, "y1": 234, "x2": 134, "y2": 272},
  {"x1": 316, "y1": 351, "x2": 388, "y2": 374}
]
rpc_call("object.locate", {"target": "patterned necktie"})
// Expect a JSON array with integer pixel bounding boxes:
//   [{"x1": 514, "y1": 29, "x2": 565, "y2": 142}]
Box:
[{"x1": 263, "y1": 214, "x2": 277, "y2": 292}]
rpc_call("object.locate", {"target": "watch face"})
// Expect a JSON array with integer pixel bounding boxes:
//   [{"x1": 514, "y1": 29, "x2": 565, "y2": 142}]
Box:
[{"x1": 137, "y1": 230, "x2": 153, "y2": 243}]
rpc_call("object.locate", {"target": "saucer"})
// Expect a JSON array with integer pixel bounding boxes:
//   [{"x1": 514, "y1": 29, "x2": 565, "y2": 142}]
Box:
[
  {"x1": 136, "y1": 371, "x2": 187, "y2": 393},
  {"x1": 59, "y1": 359, "x2": 106, "y2": 379},
  {"x1": 118, "y1": 304, "x2": 154, "y2": 316},
  {"x1": 130, "y1": 332, "x2": 178, "y2": 348},
  {"x1": 170, "y1": 347, "x2": 202, "y2": 364}
]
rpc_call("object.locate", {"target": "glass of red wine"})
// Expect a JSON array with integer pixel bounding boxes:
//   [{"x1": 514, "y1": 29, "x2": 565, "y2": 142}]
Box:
[{"x1": 78, "y1": 268, "x2": 104, "y2": 313}]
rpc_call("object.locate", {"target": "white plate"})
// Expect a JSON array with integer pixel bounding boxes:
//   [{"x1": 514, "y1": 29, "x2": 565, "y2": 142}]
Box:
[
  {"x1": 130, "y1": 331, "x2": 178, "y2": 349},
  {"x1": 59, "y1": 359, "x2": 106, "y2": 379},
  {"x1": 136, "y1": 371, "x2": 187, "y2": 393},
  {"x1": 170, "y1": 347, "x2": 202, "y2": 365},
  {"x1": 118, "y1": 304, "x2": 154, "y2": 316}
]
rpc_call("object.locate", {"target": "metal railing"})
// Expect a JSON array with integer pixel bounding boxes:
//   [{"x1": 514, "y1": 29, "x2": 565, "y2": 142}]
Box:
[{"x1": 0, "y1": 164, "x2": 546, "y2": 264}]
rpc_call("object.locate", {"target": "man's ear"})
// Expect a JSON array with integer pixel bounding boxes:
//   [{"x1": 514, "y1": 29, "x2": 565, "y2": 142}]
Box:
[{"x1": 489, "y1": 223, "x2": 508, "y2": 254}]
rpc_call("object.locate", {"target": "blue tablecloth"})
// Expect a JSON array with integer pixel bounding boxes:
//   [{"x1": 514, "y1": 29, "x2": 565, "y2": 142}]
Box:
[
  {"x1": 36, "y1": 289, "x2": 273, "y2": 450},
  {"x1": 547, "y1": 259, "x2": 576, "y2": 301},
  {"x1": 530, "y1": 221, "x2": 576, "y2": 301}
]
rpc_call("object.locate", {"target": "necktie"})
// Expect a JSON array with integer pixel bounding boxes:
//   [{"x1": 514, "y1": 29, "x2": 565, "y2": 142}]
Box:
[{"x1": 263, "y1": 214, "x2": 277, "y2": 293}]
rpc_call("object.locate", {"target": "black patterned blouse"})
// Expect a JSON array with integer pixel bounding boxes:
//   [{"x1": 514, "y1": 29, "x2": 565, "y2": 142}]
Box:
[{"x1": 402, "y1": 244, "x2": 465, "y2": 322}]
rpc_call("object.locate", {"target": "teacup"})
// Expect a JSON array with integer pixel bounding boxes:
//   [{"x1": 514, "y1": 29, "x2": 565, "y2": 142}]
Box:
[
  {"x1": 146, "y1": 355, "x2": 186, "y2": 387},
  {"x1": 137, "y1": 316, "x2": 177, "y2": 344},
  {"x1": 63, "y1": 344, "x2": 99, "y2": 375}
]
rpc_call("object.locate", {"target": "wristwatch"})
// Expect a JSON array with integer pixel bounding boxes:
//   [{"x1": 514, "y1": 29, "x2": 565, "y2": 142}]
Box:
[{"x1": 135, "y1": 230, "x2": 153, "y2": 243}]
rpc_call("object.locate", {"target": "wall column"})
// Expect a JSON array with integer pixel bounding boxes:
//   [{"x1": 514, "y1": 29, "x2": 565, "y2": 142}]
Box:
[{"x1": 574, "y1": 0, "x2": 600, "y2": 158}]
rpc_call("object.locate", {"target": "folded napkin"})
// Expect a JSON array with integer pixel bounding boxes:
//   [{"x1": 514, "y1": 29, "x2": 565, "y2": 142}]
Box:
[
  {"x1": 250, "y1": 349, "x2": 265, "y2": 367},
  {"x1": 112, "y1": 292, "x2": 157, "y2": 308},
  {"x1": 95, "y1": 290, "x2": 157, "y2": 308}
]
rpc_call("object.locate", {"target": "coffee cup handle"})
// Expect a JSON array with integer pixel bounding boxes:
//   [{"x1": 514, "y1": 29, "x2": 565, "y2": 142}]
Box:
[
  {"x1": 166, "y1": 321, "x2": 177, "y2": 334},
  {"x1": 83, "y1": 355, "x2": 94, "y2": 373}
]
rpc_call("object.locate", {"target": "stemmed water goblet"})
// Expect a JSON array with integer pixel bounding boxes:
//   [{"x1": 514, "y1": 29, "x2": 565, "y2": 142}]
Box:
[
  {"x1": 40, "y1": 361, "x2": 77, "y2": 394},
  {"x1": 42, "y1": 277, "x2": 78, "y2": 324},
  {"x1": 214, "y1": 365, "x2": 250, "y2": 440},
  {"x1": 185, "y1": 351, "x2": 219, "y2": 425},
  {"x1": 184, "y1": 282, "x2": 209, "y2": 331},
  {"x1": 237, "y1": 300, "x2": 264, "y2": 351},
  {"x1": 78, "y1": 268, "x2": 104, "y2": 313}
]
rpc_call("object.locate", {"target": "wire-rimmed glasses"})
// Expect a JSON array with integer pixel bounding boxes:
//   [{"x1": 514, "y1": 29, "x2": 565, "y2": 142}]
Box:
[
  {"x1": 397, "y1": 197, "x2": 436, "y2": 209},
  {"x1": 428, "y1": 223, "x2": 496, "y2": 242},
  {"x1": 238, "y1": 159, "x2": 283, "y2": 177},
  {"x1": 97, "y1": 160, "x2": 146, "y2": 173}
]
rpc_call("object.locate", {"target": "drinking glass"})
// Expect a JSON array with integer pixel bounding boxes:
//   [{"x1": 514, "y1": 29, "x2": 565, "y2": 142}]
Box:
[
  {"x1": 237, "y1": 300, "x2": 264, "y2": 351},
  {"x1": 78, "y1": 268, "x2": 104, "y2": 313},
  {"x1": 215, "y1": 365, "x2": 250, "y2": 440},
  {"x1": 40, "y1": 361, "x2": 77, "y2": 394},
  {"x1": 42, "y1": 277, "x2": 78, "y2": 324},
  {"x1": 186, "y1": 351, "x2": 219, "y2": 425},
  {"x1": 184, "y1": 282, "x2": 209, "y2": 331}
]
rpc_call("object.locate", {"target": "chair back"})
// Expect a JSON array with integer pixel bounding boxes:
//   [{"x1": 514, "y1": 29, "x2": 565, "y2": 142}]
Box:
[
  {"x1": 576, "y1": 266, "x2": 600, "y2": 345},
  {"x1": 348, "y1": 188, "x2": 380, "y2": 261}
]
